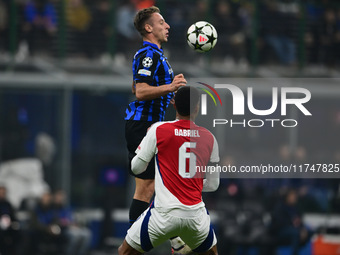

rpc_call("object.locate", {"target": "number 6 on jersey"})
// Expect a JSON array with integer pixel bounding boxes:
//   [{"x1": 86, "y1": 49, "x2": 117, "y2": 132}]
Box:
[{"x1": 179, "y1": 142, "x2": 197, "y2": 178}]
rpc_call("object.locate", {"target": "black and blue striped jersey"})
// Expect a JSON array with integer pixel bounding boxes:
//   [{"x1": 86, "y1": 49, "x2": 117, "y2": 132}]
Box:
[{"x1": 125, "y1": 41, "x2": 174, "y2": 122}]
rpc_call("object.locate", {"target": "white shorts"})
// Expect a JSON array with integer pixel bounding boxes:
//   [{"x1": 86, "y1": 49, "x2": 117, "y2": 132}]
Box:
[{"x1": 126, "y1": 204, "x2": 217, "y2": 253}]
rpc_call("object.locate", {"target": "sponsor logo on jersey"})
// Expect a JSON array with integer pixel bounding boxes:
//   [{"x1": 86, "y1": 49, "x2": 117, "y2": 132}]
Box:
[{"x1": 138, "y1": 69, "x2": 151, "y2": 76}]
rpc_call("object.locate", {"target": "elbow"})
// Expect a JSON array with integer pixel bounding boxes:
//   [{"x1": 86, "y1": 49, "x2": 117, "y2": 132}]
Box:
[
  {"x1": 135, "y1": 90, "x2": 146, "y2": 101},
  {"x1": 214, "y1": 179, "x2": 220, "y2": 190},
  {"x1": 209, "y1": 179, "x2": 220, "y2": 192},
  {"x1": 212, "y1": 179, "x2": 220, "y2": 191},
  {"x1": 135, "y1": 94, "x2": 143, "y2": 101},
  {"x1": 202, "y1": 179, "x2": 220, "y2": 192},
  {"x1": 131, "y1": 156, "x2": 138, "y2": 174},
  {"x1": 131, "y1": 155, "x2": 148, "y2": 175},
  {"x1": 131, "y1": 168, "x2": 140, "y2": 176},
  {"x1": 131, "y1": 159, "x2": 139, "y2": 175}
]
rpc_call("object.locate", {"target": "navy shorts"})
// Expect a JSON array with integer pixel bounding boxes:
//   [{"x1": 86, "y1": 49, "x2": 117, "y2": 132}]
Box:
[{"x1": 125, "y1": 120, "x2": 156, "y2": 179}]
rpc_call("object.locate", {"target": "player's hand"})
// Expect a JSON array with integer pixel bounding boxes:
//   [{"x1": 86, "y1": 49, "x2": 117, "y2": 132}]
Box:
[{"x1": 169, "y1": 74, "x2": 186, "y2": 92}]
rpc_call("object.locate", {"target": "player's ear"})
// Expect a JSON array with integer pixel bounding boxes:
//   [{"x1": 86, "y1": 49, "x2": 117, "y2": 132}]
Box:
[{"x1": 145, "y1": 23, "x2": 152, "y2": 33}]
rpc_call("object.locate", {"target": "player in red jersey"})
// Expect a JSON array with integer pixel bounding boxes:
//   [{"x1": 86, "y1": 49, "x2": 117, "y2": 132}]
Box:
[{"x1": 118, "y1": 86, "x2": 220, "y2": 255}]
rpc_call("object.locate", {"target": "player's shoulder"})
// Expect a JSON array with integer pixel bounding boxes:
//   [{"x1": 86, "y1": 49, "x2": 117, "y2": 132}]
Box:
[
  {"x1": 142, "y1": 121, "x2": 174, "y2": 141},
  {"x1": 194, "y1": 123, "x2": 213, "y2": 135},
  {"x1": 134, "y1": 44, "x2": 162, "y2": 61},
  {"x1": 145, "y1": 120, "x2": 178, "y2": 136},
  {"x1": 194, "y1": 124, "x2": 217, "y2": 142},
  {"x1": 149, "y1": 120, "x2": 178, "y2": 131}
]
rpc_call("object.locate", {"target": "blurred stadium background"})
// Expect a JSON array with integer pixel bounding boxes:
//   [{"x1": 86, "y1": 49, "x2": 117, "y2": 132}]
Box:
[{"x1": 0, "y1": 0, "x2": 340, "y2": 254}]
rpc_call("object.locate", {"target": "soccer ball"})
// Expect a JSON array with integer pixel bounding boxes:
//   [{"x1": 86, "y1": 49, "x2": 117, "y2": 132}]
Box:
[{"x1": 187, "y1": 21, "x2": 218, "y2": 53}]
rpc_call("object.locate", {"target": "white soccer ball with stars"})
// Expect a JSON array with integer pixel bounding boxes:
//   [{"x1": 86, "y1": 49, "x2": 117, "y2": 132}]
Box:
[{"x1": 187, "y1": 21, "x2": 217, "y2": 53}]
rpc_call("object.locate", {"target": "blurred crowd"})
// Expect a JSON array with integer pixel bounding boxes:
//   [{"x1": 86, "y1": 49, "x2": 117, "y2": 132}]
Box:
[
  {"x1": 0, "y1": 1, "x2": 340, "y2": 254},
  {"x1": 0, "y1": 184, "x2": 91, "y2": 255},
  {"x1": 0, "y1": 0, "x2": 339, "y2": 68}
]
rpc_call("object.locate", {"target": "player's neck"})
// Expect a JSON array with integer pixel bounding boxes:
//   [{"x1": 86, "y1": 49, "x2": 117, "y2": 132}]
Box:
[
  {"x1": 176, "y1": 114, "x2": 195, "y2": 122},
  {"x1": 143, "y1": 38, "x2": 161, "y2": 49}
]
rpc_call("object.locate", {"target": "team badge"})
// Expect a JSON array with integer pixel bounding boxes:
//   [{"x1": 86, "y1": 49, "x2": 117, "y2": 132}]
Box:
[{"x1": 142, "y1": 57, "x2": 153, "y2": 68}]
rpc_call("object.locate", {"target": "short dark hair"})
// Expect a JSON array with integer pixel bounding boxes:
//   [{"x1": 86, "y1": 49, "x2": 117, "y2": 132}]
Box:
[
  {"x1": 134, "y1": 6, "x2": 160, "y2": 37},
  {"x1": 175, "y1": 86, "x2": 200, "y2": 116}
]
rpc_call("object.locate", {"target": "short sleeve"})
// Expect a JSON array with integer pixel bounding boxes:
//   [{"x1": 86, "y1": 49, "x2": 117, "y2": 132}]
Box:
[
  {"x1": 210, "y1": 134, "x2": 220, "y2": 163},
  {"x1": 134, "y1": 50, "x2": 160, "y2": 85}
]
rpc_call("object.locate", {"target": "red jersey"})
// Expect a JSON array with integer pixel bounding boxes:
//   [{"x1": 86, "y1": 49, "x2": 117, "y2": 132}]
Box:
[{"x1": 135, "y1": 119, "x2": 219, "y2": 210}]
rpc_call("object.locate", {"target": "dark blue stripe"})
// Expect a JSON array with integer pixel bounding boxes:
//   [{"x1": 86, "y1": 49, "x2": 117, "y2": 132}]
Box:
[
  {"x1": 140, "y1": 205, "x2": 154, "y2": 252},
  {"x1": 155, "y1": 155, "x2": 164, "y2": 184},
  {"x1": 192, "y1": 225, "x2": 215, "y2": 253},
  {"x1": 148, "y1": 100, "x2": 154, "y2": 122}
]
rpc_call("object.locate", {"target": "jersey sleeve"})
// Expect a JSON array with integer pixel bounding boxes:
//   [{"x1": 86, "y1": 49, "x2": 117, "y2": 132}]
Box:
[
  {"x1": 134, "y1": 50, "x2": 160, "y2": 86},
  {"x1": 202, "y1": 169, "x2": 220, "y2": 192},
  {"x1": 210, "y1": 134, "x2": 220, "y2": 163},
  {"x1": 135, "y1": 122, "x2": 159, "y2": 162}
]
